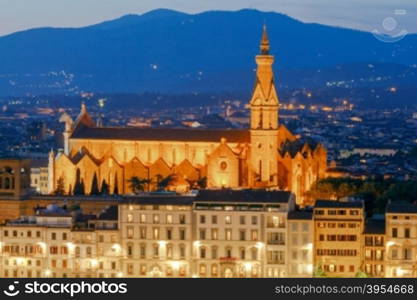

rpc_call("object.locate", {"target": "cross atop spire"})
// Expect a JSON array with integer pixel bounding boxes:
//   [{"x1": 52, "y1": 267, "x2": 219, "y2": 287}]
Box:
[{"x1": 260, "y1": 24, "x2": 270, "y2": 55}]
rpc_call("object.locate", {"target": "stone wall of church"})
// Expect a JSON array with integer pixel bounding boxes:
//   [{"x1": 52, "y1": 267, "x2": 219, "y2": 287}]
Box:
[{"x1": 53, "y1": 139, "x2": 244, "y2": 195}]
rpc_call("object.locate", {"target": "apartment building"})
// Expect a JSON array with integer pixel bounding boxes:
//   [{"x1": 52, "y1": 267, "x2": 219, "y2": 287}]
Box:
[
  {"x1": 192, "y1": 190, "x2": 295, "y2": 278},
  {"x1": 7, "y1": 190, "x2": 417, "y2": 278},
  {"x1": 313, "y1": 199, "x2": 365, "y2": 277},
  {"x1": 287, "y1": 210, "x2": 313, "y2": 277},
  {"x1": 364, "y1": 215, "x2": 385, "y2": 277},
  {"x1": 385, "y1": 202, "x2": 417, "y2": 278},
  {"x1": 0, "y1": 189, "x2": 297, "y2": 278},
  {"x1": 119, "y1": 197, "x2": 193, "y2": 278},
  {"x1": 0, "y1": 204, "x2": 121, "y2": 278}
]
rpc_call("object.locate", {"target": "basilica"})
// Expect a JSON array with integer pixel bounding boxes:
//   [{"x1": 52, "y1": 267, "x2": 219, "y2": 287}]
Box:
[{"x1": 48, "y1": 26, "x2": 328, "y2": 206}]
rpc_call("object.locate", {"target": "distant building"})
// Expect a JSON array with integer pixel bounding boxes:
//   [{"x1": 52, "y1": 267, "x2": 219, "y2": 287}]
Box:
[
  {"x1": 0, "y1": 158, "x2": 31, "y2": 200},
  {"x1": 30, "y1": 159, "x2": 49, "y2": 195}
]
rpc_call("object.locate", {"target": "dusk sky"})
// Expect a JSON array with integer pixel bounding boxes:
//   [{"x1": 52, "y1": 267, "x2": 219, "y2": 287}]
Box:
[{"x1": 0, "y1": 0, "x2": 416, "y2": 36}]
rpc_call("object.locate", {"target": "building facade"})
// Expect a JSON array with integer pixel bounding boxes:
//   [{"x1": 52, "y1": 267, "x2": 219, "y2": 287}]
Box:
[
  {"x1": 1, "y1": 190, "x2": 305, "y2": 278},
  {"x1": 48, "y1": 27, "x2": 328, "y2": 206},
  {"x1": 287, "y1": 211, "x2": 313, "y2": 277},
  {"x1": 313, "y1": 200, "x2": 365, "y2": 277},
  {"x1": 385, "y1": 202, "x2": 417, "y2": 278},
  {"x1": 3, "y1": 192, "x2": 417, "y2": 278}
]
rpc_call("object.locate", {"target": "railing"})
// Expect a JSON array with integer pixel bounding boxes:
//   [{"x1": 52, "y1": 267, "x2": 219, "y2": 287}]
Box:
[
  {"x1": 267, "y1": 240, "x2": 285, "y2": 245},
  {"x1": 267, "y1": 260, "x2": 285, "y2": 265},
  {"x1": 266, "y1": 223, "x2": 285, "y2": 229}
]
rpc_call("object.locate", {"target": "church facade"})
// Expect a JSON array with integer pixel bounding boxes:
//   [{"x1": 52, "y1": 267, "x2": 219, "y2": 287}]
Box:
[{"x1": 48, "y1": 27, "x2": 328, "y2": 206}]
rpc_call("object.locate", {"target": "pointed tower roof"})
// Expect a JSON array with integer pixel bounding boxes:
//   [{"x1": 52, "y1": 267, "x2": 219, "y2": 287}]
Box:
[
  {"x1": 73, "y1": 102, "x2": 95, "y2": 129},
  {"x1": 260, "y1": 24, "x2": 270, "y2": 55}
]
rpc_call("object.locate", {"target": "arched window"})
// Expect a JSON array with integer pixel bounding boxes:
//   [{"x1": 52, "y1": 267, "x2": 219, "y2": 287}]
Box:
[
  {"x1": 251, "y1": 247, "x2": 258, "y2": 260},
  {"x1": 166, "y1": 243, "x2": 173, "y2": 259},
  {"x1": 4, "y1": 177, "x2": 10, "y2": 189},
  {"x1": 211, "y1": 246, "x2": 218, "y2": 259},
  {"x1": 153, "y1": 244, "x2": 159, "y2": 258},
  {"x1": 199, "y1": 264, "x2": 207, "y2": 276},
  {"x1": 179, "y1": 244, "x2": 186, "y2": 259},
  {"x1": 200, "y1": 246, "x2": 206, "y2": 259},
  {"x1": 240, "y1": 247, "x2": 246, "y2": 260},
  {"x1": 4, "y1": 166, "x2": 13, "y2": 174},
  {"x1": 211, "y1": 264, "x2": 218, "y2": 277},
  {"x1": 127, "y1": 243, "x2": 133, "y2": 257},
  {"x1": 225, "y1": 246, "x2": 232, "y2": 258}
]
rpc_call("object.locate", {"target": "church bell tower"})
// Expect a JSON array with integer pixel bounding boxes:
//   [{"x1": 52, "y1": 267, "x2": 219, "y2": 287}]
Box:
[{"x1": 249, "y1": 25, "x2": 279, "y2": 185}]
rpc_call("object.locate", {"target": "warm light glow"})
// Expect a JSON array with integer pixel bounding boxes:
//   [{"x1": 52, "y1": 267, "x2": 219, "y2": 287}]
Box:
[
  {"x1": 193, "y1": 241, "x2": 201, "y2": 248},
  {"x1": 112, "y1": 243, "x2": 121, "y2": 252},
  {"x1": 45, "y1": 269, "x2": 51, "y2": 276},
  {"x1": 91, "y1": 259, "x2": 98, "y2": 268},
  {"x1": 158, "y1": 240, "x2": 167, "y2": 247},
  {"x1": 397, "y1": 268, "x2": 403, "y2": 277},
  {"x1": 66, "y1": 242, "x2": 75, "y2": 251},
  {"x1": 256, "y1": 242, "x2": 264, "y2": 249},
  {"x1": 170, "y1": 261, "x2": 181, "y2": 270},
  {"x1": 386, "y1": 241, "x2": 395, "y2": 247},
  {"x1": 244, "y1": 262, "x2": 252, "y2": 271},
  {"x1": 303, "y1": 243, "x2": 313, "y2": 250},
  {"x1": 37, "y1": 242, "x2": 46, "y2": 249},
  {"x1": 306, "y1": 264, "x2": 313, "y2": 274},
  {"x1": 117, "y1": 272, "x2": 123, "y2": 278}
]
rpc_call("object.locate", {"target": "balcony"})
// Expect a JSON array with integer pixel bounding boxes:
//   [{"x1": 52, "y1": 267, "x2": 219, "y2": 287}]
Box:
[
  {"x1": 267, "y1": 240, "x2": 285, "y2": 245},
  {"x1": 267, "y1": 260, "x2": 285, "y2": 265},
  {"x1": 266, "y1": 223, "x2": 285, "y2": 229}
]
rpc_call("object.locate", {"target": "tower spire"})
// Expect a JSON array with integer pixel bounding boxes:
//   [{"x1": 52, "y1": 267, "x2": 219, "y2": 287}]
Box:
[{"x1": 260, "y1": 24, "x2": 270, "y2": 55}]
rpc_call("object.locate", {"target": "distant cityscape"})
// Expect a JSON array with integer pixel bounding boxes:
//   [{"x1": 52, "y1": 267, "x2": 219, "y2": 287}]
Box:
[
  {"x1": 0, "y1": 9, "x2": 416, "y2": 280},
  {"x1": 2, "y1": 90, "x2": 417, "y2": 183}
]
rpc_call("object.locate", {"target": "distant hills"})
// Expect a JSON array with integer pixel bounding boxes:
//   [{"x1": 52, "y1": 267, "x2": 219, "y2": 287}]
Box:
[{"x1": 0, "y1": 8, "x2": 416, "y2": 96}]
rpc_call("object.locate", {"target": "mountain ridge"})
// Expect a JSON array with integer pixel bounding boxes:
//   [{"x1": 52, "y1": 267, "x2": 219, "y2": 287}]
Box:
[{"x1": 0, "y1": 9, "x2": 415, "y2": 96}]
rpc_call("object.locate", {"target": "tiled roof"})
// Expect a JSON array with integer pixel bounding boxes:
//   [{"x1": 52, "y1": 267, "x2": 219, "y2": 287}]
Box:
[
  {"x1": 71, "y1": 125, "x2": 250, "y2": 143},
  {"x1": 386, "y1": 202, "x2": 417, "y2": 214},
  {"x1": 364, "y1": 217, "x2": 385, "y2": 234},
  {"x1": 315, "y1": 199, "x2": 364, "y2": 208},
  {"x1": 195, "y1": 189, "x2": 293, "y2": 203},
  {"x1": 288, "y1": 210, "x2": 313, "y2": 220},
  {"x1": 97, "y1": 205, "x2": 118, "y2": 220}
]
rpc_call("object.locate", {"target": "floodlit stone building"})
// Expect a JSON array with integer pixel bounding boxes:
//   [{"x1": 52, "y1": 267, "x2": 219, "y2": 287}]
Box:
[
  {"x1": 0, "y1": 189, "x2": 302, "y2": 278},
  {"x1": 385, "y1": 202, "x2": 417, "y2": 278},
  {"x1": 313, "y1": 200, "x2": 365, "y2": 277},
  {"x1": 48, "y1": 27, "x2": 328, "y2": 206}
]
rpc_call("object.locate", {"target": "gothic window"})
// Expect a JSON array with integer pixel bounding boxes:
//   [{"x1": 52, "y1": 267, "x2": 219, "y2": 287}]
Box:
[
  {"x1": 172, "y1": 149, "x2": 177, "y2": 165},
  {"x1": 220, "y1": 161, "x2": 227, "y2": 171}
]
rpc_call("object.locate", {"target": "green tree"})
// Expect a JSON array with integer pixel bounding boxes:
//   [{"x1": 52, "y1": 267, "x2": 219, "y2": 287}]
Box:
[
  {"x1": 73, "y1": 169, "x2": 85, "y2": 195},
  {"x1": 113, "y1": 174, "x2": 119, "y2": 195},
  {"x1": 91, "y1": 173, "x2": 100, "y2": 195},
  {"x1": 355, "y1": 271, "x2": 368, "y2": 278},
  {"x1": 313, "y1": 265, "x2": 326, "y2": 278},
  {"x1": 101, "y1": 179, "x2": 109, "y2": 195},
  {"x1": 128, "y1": 176, "x2": 151, "y2": 194},
  {"x1": 197, "y1": 177, "x2": 207, "y2": 189},
  {"x1": 158, "y1": 174, "x2": 174, "y2": 190},
  {"x1": 55, "y1": 177, "x2": 65, "y2": 195}
]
